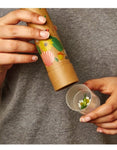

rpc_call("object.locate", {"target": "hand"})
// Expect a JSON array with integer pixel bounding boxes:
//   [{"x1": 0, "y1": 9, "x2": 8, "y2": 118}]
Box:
[
  {"x1": 0, "y1": 9, "x2": 50, "y2": 72},
  {"x1": 80, "y1": 77, "x2": 117, "y2": 135}
]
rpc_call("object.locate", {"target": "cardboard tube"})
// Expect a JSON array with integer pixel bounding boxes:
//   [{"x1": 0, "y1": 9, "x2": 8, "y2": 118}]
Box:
[{"x1": 22, "y1": 8, "x2": 79, "y2": 91}]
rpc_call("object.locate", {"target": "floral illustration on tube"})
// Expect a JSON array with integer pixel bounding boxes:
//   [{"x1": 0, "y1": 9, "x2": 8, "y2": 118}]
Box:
[
  {"x1": 41, "y1": 51, "x2": 55, "y2": 66},
  {"x1": 57, "y1": 52, "x2": 64, "y2": 60},
  {"x1": 36, "y1": 36, "x2": 67, "y2": 66},
  {"x1": 39, "y1": 39, "x2": 53, "y2": 52}
]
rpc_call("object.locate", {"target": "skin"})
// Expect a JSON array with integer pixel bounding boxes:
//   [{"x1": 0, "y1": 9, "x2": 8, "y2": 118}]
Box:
[
  {"x1": 0, "y1": 9, "x2": 50, "y2": 86},
  {"x1": 80, "y1": 77, "x2": 117, "y2": 135},
  {"x1": 0, "y1": 9, "x2": 117, "y2": 135}
]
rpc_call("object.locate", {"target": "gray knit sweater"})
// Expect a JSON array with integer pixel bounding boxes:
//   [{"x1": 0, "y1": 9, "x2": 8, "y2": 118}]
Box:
[{"x1": 0, "y1": 8, "x2": 117, "y2": 144}]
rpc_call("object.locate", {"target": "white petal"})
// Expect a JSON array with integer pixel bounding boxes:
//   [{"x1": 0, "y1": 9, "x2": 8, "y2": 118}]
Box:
[{"x1": 86, "y1": 96, "x2": 89, "y2": 99}]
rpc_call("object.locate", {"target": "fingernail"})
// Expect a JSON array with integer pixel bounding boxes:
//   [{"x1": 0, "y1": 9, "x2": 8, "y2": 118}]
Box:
[
  {"x1": 84, "y1": 116, "x2": 91, "y2": 122},
  {"x1": 80, "y1": 116, "x2": 91, "y2": 122},
  {"x1": 97, "y1": 129, "x2": 103, "y2": 133},
  {"x1": 79, "y1": 118, "x2": 85, "y2": 122},
  {"x1": 38, "y1": 16, "x2": 46, "y2": 23},
  {"x1": 32, "y1": 56, "x2": 38, "y2": 61},
  {"x1": 40, "y1": 31, "x2": 50, "y2": 38}
]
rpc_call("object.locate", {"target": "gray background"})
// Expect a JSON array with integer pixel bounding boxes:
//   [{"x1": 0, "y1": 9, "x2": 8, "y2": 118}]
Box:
[{"x1": 0, "y1": 8, "x2": 117, "y2": 144}]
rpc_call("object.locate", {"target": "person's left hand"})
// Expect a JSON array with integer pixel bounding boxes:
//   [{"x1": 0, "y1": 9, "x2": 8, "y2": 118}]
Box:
[{"x1": 79, "y1": 77, "x2": 117, "y2": 135}]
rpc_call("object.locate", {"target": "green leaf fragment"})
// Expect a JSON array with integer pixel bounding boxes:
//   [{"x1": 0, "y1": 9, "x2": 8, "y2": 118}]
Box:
[
  {"x1": 83, "y1": 94, "x2": 86, "y2": 100},
  {"x1": 80, "y1": 101, "x2": 87, "y2": 109},
  {"x1": 83, "y1": 98, "x2": 87, "y2": 103},
  {"x1": 81, "y1": 104, "x2": 87, "y2": 109},
  {"x1": 80, "y1": 94, "x2": 90, "y2": 109},
  {"x1": 36, "y1": 45, "x2": 42, "y2": 55},
  {"x1": 55, "y1": 57, "x2": 59, "y2": 62},
  {"x1": 50, "y1": 36, "x2": 64, "y2": 52}
]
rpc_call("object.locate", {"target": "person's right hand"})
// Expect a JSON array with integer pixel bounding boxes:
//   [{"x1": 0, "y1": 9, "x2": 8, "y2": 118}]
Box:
[
  {"x1": 0, "y1": 9, "x2": 50, "y2": 72},
  {"x1": 80, "y1": 77, "x2": 117, "y2": 135}
]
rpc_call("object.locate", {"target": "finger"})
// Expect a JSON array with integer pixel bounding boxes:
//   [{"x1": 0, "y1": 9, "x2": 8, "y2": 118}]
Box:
[
  {"x1": 0, "y1": 39, "x2": 38, "y2": 53},
  {"x1": 95, "y1": 120, "x2": 117, "y2": 129},
  {"x1": 0, "y1": 25, "x2": 50, "y2": 40},
  {"x1": 0, "y1": 53, "x2": 38, "y2": 64},
  {"x1": 15, "y1": 38, "x2": 34, "y2": 42},
  {"x1": 90, "y1": 110, "x2": 117, "y2": 123},
  {"x1": 97, "y1": 127, "x2": 117, "y2": 135},
  {"x1": 84, "y1": 78, "x2": 109, "y2": 94},
  {"x1": 80, "y1": 95, "x2": 116, "y2": 122},
  {"x1": 14, "y1": 38, "x2": 33, "y2": 41},
  {"x1": 0, "y1": 9, "x2": 46, "y2": 25}
]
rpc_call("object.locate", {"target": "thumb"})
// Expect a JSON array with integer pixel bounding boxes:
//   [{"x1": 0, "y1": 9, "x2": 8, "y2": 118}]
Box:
[{"x1": 84, "y1": 78, "x2": 106, "y2": 93}]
